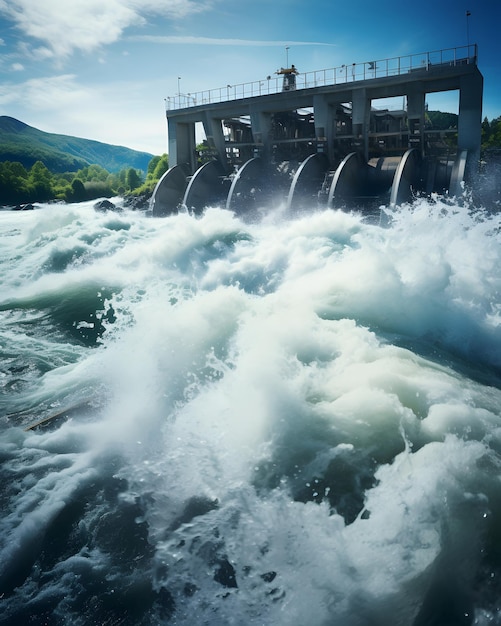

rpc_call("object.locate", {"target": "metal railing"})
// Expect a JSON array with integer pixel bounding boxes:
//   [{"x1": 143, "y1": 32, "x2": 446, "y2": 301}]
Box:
[{"x1": 166, "y1": 45, "x2": 477, "y2": 111}]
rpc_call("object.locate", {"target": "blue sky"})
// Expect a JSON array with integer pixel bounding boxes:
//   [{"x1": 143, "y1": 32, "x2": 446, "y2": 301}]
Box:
[{"x1": 0, "y1": 0, "x2": 499, "y2": 156}]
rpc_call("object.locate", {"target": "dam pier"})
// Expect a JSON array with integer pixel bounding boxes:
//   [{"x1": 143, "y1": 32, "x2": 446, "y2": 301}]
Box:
[{"x1": 151, "y1": 45, "x2": 483, "y2": 217}]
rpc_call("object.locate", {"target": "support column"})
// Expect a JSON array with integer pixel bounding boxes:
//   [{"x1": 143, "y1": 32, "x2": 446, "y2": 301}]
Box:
[
  {"x1": 406, "y1": 85, "x2": 426, "y2": 157},
  {"x1": 202, "y1": 113, "x2": 227, "y2": 169},
  {"x1": 313, "y1": 94, "x2": 335, "y2": 165},
  {"x1": 250, "y1": 110, "x2": 272, "y2": 159},
  {"x1": 352, "y1": 88, "x2": 370, "y2": 160},
  {"x1": 458, "y1": 70, "x2": 483, "y2": 181},
  {"x1": 167, "y1": 118, "x2": 196, "y2": 172}
]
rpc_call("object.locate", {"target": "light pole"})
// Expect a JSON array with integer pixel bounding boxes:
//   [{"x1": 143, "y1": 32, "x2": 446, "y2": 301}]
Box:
[
  {"x1": 286, "y1": 46, "x2": 289, "y2": 68},
  {"x1": 177, "y1": 76, "x2": 181, "y2": 96},
  {"x1": 466, "y1": 10, "x2": 471, "y2": 49}
]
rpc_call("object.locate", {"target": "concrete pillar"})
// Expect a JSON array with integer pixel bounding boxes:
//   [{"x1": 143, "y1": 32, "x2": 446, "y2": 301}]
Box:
[
  {"x1": 458, "y1": 70, "x2": 483, "y2": 180},
  {"x1": 250, "y1": 110, "x2": 272, "y2": 158},
  {"x1": 202, "y1": 113, "x2": 227, "y2": 169},
  {"x1": 313, "y1": 94, "x2": 335, "y2": 164},
  {"x1": 406, "y1": 86, "x2": 425, "y2": 157},
  {"x1": 168, "y1": 119, "x2": 196, "y2": 172},
  {"x1": 352, "y1": 88, "x2": 370, "y2": 160}
]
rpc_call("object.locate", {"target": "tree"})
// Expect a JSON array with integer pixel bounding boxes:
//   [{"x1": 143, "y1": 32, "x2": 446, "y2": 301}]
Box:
[
  {"x1": 84, "y1": 180, "x2": 114, "y2": 199},
  {"x1": 78, "y1": 164, "x2": 110, "y2": 182},
  {"x1": 0, "y1": 161, "x2": 29, "y2": 203},
  {"x1": 147, "y1": 155, "x2": 162, "y2": 177},
  {"x1": 27, "y1": 161, "x2": 54, "y2": 201},
  {"x1": 485, "y1": 117, "x2": 501, "y2": 148},
  {"x1": 151, "y1": 154, "x2": 168, "y2": 179},
  {"x1": 127, "y1": 154, "x2": 169, "y2": 195},
  {"x1": 126, "y1": 167, "x2": 142, "y2": 191},
  {"x1": 70, "y1": 178, "x2": 86, "y2": 202}
]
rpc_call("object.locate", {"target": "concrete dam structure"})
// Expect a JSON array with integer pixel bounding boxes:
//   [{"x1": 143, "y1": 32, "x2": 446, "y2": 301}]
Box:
[{"x1": 151, "y1": 45, "x2": 483, "y2": 217}]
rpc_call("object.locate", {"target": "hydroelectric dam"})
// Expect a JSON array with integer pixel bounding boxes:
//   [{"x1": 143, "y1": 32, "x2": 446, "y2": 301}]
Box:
[{"x1": 151, "y1": 45, "x2": 483, "y2": 217}]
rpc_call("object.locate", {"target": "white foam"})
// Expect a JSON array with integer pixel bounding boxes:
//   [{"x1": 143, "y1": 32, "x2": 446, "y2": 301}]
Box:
[{"x1": 1, "y1": 197, "x2": 501, "y2": 623}]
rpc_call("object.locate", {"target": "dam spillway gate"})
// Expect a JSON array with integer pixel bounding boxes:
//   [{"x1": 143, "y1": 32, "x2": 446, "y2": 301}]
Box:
[{"x1": 152, "y1": 45, "x2": 483, "y2": 218}]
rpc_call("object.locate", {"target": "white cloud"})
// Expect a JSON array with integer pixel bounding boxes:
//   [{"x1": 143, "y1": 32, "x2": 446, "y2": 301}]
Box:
[
  {"x1": 32, "y1": 47, "x2": 55, "y2": 62},
  {"x1": 131, "y1": 35, "x2": 335, "y2": 47},
  {"x1": 0, "y1": 0, "x2": 211, "y2": 60},
  {"x1": 0, "y1": 74, "x2": 82, "y2": 109},
  {"x1": 11, "y1": 63, "x2": 24, "y2": 71},
  {"x1": 127, "y1": 0, "x2": 210, "y2": 19},
  {"x1": 0, "y1": 73, "x2": 168, "y2": 154}
]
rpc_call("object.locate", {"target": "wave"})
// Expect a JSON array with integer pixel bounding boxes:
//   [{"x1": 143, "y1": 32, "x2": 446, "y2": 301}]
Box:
[{"x1": 0, "y1": 197, "x2": 500, "y2": 625}]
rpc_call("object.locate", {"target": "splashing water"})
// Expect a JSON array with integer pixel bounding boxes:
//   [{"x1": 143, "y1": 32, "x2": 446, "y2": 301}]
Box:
[{"x1": 0, "y1": 196, "x2": 500, "y2": 625}]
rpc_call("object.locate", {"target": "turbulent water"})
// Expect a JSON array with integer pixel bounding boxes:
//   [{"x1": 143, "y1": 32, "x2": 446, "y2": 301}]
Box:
[{"x1": 0, "y1": 195, "x2": 500, "y2": 626}]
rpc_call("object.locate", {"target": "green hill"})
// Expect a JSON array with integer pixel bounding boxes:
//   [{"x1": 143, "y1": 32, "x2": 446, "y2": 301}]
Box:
[
  {"x1": 426, "y1": 110, "x2": 458, "y2": 130},
  {"x1": 0, "y1": 116, "x2": 154, "y2": 173}
]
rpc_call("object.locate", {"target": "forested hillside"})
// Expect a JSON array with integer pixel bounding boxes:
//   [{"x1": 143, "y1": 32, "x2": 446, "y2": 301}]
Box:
[{"x1": 0, "y1": 117, "x2": 153, "y2": 173}]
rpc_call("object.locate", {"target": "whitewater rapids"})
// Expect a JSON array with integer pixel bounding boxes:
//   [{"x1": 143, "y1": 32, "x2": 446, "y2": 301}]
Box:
[{"x1": 0, "y1": 196, "x2": 500, "y2": 625}]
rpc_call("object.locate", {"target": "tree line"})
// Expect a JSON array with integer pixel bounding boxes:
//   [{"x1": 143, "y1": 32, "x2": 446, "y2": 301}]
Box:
[
  {"x1": 482, "y1": 116, "x2": 501, "y2": 150},
  {"x1": 0, "y1": 154, "x2": 169, "y2": 205}
]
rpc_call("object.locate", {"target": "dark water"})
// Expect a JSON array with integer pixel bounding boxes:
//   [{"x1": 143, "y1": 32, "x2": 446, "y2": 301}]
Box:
[{"x1": 0, "y1": 196, "x2": 500, "y2": 625}]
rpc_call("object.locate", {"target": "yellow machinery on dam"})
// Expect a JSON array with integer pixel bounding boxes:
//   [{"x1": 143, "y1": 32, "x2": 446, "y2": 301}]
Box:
[{"x1": 151, "y1": 45, "x2": 483, "y2": 217}]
